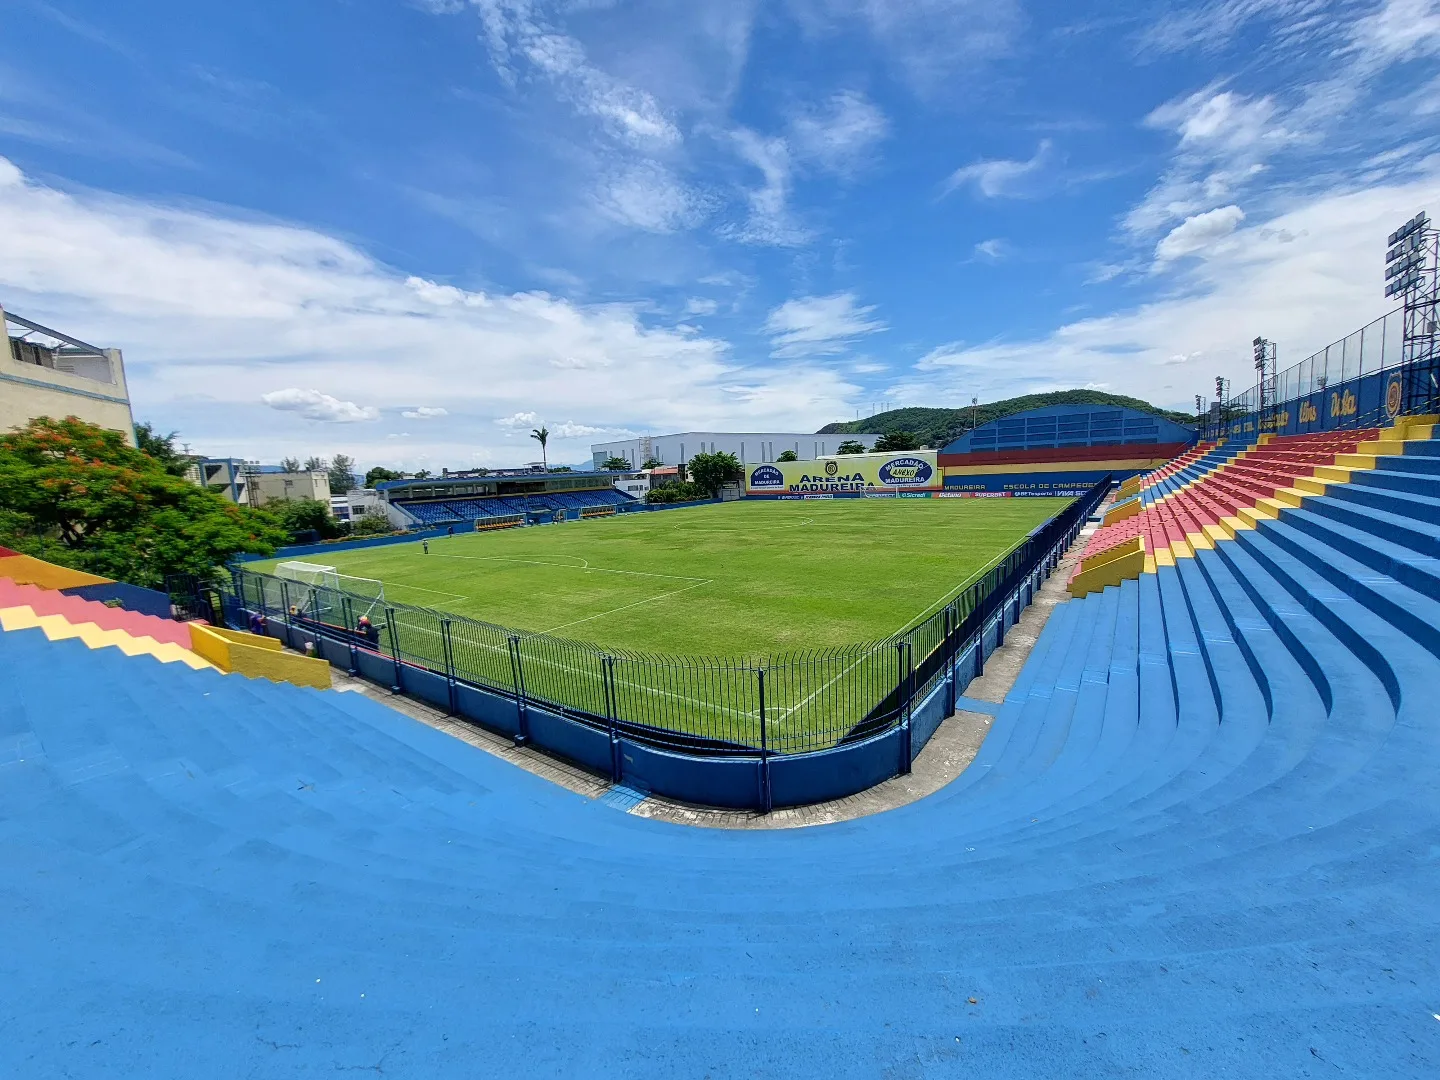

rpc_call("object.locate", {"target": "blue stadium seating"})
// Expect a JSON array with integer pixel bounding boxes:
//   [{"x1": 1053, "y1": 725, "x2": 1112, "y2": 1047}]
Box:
[
  {"x1": 4, "y1": 430, "x2": 1439, "y2": 1077},
  {"x1": 398, "y1": 487, "x2": 635, "y2": 523}
]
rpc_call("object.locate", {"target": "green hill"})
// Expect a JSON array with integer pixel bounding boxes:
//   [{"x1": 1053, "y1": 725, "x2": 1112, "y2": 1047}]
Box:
[{"x1": 819, "y1": 391, "x2": 1196, "y2": 449}]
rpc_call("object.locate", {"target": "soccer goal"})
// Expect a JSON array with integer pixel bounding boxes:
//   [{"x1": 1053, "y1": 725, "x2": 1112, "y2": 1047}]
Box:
[{"x1": 273, "y1": 561, "x2": 387, "y2": 621}]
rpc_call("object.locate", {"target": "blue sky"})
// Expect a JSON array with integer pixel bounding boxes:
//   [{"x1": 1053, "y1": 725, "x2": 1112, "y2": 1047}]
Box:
[{"x1": 2, "y1": 0, "x2": 1439, "y2": 470}]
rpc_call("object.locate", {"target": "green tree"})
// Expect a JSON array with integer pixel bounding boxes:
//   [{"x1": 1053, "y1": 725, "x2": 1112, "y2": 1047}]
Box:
[
  {"x1": 350, "y1": 511, "x2": 392, "y2": 536},
  {"x1": 133, "y1": 421, "x2": 190, "y2": 476},
  {"x1": 640, "y1": 456, "x2": 664, "y2": 469},
  {"x1": 0, "y1": 416, "x2": 284, "y2": 588},
  {"x1": 835, "y1": 440, "x2": 867, "y2": 455},
  {"x1": 601, "y1": 455, "x2": 631, "y2": 471},
  {"x1": 530, "y1": 425, "x2": 549, "y2": 471},
  {"x1": 328, "y1": 453, "x2": 357, "y2": 494},
  {"x1": 365, "y1": 466, "x2": 404, "y2": 488},
  {"x1": 872, "y1": 431, "x2": 920, "y2": 452},
  {"x1": 280, "y1": 456, "x2": 302, "y2": 473},
  {"x1": 775, "y1": 449, "x2": 798, "y2": 462},
  {"x1": 645, "y1": 481, "x2": 707, "y2": 504},
  {"x1": 686, "y1": 450, "x2": 742, "y2": 497},
  {"x1": 271, "y1": 497, "x2": 345, "y2": 541},
  {"x1": 303, "y1": 455, "x2": 326, "y2": 472}
]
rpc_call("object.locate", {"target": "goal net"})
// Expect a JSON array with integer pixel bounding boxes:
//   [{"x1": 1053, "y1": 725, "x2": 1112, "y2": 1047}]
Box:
[{"x1": 271, "y1": 561, "x2": 387, "y2": 621}]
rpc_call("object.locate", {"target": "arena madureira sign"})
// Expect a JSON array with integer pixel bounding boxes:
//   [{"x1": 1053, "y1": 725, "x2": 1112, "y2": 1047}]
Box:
[{"x1": 746, "y1": 451, "x2": 941, "y2": 496}]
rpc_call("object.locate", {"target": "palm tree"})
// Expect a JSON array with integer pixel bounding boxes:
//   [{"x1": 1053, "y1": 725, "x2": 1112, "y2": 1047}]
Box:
[{"x1": 530, "y1": 425, "x2": 549, "y2": 472}]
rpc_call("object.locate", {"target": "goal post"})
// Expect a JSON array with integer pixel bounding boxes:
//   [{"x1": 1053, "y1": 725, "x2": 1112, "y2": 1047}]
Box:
[{"x1": 272, "y1": 561, "x2": 386, "y2": 622}]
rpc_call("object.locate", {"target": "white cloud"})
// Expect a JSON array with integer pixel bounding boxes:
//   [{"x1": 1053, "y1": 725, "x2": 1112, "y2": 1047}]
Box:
[
  {"x1": 401, "y1": 406, "x2": 449, "y2": 419},
  {"x1": 1155, "y1": 204, "x2": 1246, "y2": 261},
  {"x1": 790, "y1": 0, "x2": 1023, "y2": 93},
  {"x1": 1352, "y1": 0, "x2": 1440, "y2": 63},
  {"x1": 973, "y1": 238, "x2": 1008, "y2": 260},
  {"x1": 495, "y1": 411, "x2": 539, "y2": 428},
  {"x1": 261, "y1": 388, "x2": 381, "y2": 423},
  {"x1": 789, "y1": 90, "x2": 888, "y2": 173},
  {"x1": 472, "y1": 2, "x2": 681, "y2": 147},
  {"x1": 551, "y1": 421, "x2": 636, "y2": 439},
  {"x1": 727, "y1": 129, "x2": 810, "y2": 246},
  {"x1": 595, "y1": 160, "x2": 704, "y2": 233},
  {"x1": 943, "y1": 140, "x2": 1052, "y2": 198},
  {"x1": 685, "y1": 297, "x2": 720, "y2": 316},
  {"x1": 889, "y1": 167, "x2": 1440, "y2": 411},
  {"x1": 0, "y1": 157, "x2": 860, "y2": 467},
  {"x1": 764, "y1": 292, "x2": 886, "y2": 358}
]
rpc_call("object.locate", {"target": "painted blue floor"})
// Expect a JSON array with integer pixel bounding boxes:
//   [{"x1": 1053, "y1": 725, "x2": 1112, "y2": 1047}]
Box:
[{"x1": 3, "y1": 437, "x2": 1440, "y2": 1078}]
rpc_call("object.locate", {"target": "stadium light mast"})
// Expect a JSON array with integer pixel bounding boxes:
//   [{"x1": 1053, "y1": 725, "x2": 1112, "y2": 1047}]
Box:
[
  {"x1": 1385, "y1": 209, "x2": 1439, "y2": 416},
  {"x1": 971, "y1": 396, "x2": 979, "y2": 433},
  {"x1": 1253, "y1": 336, "x2": 1277, "y2": 429}
]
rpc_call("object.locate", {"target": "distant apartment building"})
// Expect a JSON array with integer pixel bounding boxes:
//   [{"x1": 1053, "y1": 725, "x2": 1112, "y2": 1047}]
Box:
[
  {"x1": 2, "y1": 303, "x2": 135, "y2": 443},
  {"x1": 185, "y1": 458, "x2": 332, "y2": 508},
  {"x1": 590, "y1": 431, "x2": 883, "y2": 470}
]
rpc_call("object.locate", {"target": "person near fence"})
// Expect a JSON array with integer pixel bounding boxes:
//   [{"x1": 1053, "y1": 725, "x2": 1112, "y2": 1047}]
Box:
[
  {"x1": 356, "y1": 615, "x2": 381, "y2": 647},
  {"x1": 248, "y1": 611, "x2": 268, "y2": 636}
]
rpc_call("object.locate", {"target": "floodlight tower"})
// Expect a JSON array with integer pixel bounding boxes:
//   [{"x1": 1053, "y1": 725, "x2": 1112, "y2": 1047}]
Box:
[
  {"x1": 1195, "y1": 394, "x2": 1205, "y2": 431},
  {"x1": 1253, "y1": 336, "x2": 1277, "y2": 429},
  {"x1": 1214, "y1": 375, "x2": 1229, "y2": 440},
  {"x1": 1385, "y1": 210, "x2": 1439, "y2": 416}
]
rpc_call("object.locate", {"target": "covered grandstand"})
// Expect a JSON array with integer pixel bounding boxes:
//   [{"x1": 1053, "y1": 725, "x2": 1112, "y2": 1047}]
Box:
[
  {"x1": 939, "y1": 404, "x2": 1196, "y2": 496},
  {"x1": 378, "y1": 471, "x2": 638, "y2": 525}
]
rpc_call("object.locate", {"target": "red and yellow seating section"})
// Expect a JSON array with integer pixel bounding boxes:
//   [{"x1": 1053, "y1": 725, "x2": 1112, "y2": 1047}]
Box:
[
  {"x1": 0, "y1": 549, "x2": 329, "y2": 687},
  {"x1": 1070, "y1": 417, "x2": 1438, "y2": 596}
]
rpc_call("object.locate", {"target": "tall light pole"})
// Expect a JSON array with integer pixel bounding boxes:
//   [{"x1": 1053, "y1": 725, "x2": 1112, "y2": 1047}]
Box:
[{"x1": 971, "y1": 396, "x2": 979, "y2": 432}]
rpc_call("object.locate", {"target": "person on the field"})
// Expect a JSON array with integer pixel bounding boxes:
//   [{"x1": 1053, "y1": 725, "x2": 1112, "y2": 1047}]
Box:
[
  {"x1": 423, "y1": 539, "x2": 430, "y2": 554},
  {"x1": 447, "y1": 525, "x2": 454, "y2": 537}
]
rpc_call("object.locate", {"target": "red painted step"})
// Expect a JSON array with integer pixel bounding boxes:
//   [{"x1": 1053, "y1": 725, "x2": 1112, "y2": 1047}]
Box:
[{"x1": 0, "y1": 579, "x2": 196, "y2": 649}]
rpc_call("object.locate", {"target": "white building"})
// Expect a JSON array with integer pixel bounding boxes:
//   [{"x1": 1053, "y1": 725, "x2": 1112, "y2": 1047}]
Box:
[
  {"x1": 332, "y1": 488, "x2": 383, "y2": 522},
  {"x1": 591, "y1": 431, "x2": 882, "y2": 471},
  {"x1": 2, "y1": 304, "x2": 135, "y2": 444}
]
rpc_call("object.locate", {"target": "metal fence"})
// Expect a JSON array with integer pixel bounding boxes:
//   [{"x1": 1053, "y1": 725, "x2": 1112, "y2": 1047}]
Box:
[{"x1": 225, "y1": 478, "x2": 1109, "y2": 759}]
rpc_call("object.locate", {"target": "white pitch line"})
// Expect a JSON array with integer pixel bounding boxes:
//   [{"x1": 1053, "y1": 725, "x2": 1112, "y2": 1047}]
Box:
[
  {"x1": 383, "y1": 582, "x2": 470, "y2": 603},
  {"x1": 776, "y1": 545, "x2": 1022, "y2": 722},
  {"x1": 539, "y1": 579, "x2": 713, "y2": 634}
]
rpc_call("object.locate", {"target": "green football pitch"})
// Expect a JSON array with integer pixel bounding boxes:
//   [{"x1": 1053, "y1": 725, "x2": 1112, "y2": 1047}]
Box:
[
  {"x1": 255, "y1": 497, "x2": 1068, "y2": 656},
  {"x1": 247, "y1": 498, "x2": 1069, "y2": 750}
]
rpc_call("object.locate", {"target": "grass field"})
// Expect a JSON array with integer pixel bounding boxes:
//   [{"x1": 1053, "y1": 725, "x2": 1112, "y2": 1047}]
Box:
[
  {"x1": 254, "y1": 498, "x2": 1067, "y2": 656},
  {"x1": 247, "y1": 498, "x2": 1069, "y2": 750}
]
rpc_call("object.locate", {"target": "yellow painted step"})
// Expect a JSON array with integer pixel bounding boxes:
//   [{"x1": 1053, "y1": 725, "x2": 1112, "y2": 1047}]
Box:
[{"x1": 0, "y1": 605, "x2": 218, "y2": 671}]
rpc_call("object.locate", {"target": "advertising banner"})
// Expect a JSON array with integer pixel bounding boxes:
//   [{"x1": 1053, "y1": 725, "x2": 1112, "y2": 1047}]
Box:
[{"x1": 746, "y1": 451, "x2": 941, "y2": 496}]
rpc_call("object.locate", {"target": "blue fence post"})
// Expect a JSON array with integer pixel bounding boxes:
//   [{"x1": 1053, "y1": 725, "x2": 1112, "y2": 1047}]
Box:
[
  {"x1": 508, "y1": 636, "x2": 530, "y2": 746},
  {"x1": 342, "y1": 595, "x2": 358, "y2": 675},
  {"x1": 441, "y1": 619, "x2": 458, "y2": 715},
  {"x1": 898, "y1": 641, "x2": 913, "y2": 775},
  {"x1": 757, "y1": 668, "x2": 772, "y2": 813},
  {"x1": 604, "y1": 656, "x2": 622, "y2": 783},
  {"x1": 385, "y1": 607, "x2": 403, "y2": 692}
]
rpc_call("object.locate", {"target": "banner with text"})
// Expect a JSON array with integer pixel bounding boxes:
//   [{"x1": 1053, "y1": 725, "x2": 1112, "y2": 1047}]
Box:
[{"x1": 746, "y1": 451, "x2": 941, "y2": 496}]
